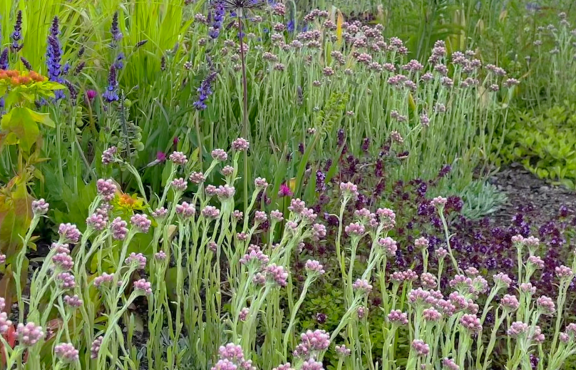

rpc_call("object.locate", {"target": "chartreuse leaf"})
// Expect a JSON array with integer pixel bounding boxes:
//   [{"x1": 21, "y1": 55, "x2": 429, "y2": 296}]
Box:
[
  {"x1": 0, "y1": 107, "x2": 40, "y2": 153},
  {"x1": 25, "y1": 108, "x2": 55, "y2": 128}
]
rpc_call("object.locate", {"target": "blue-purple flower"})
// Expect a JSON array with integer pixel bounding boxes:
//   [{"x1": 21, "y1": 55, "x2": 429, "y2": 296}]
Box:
[
  {"x1": 110, "y1": 11, "x2": 123, "y2": 47},
  {"x1": 208, "y1": 1, "x2": 225, "y2": 39},
  {"x1": 102, "y1": 65, "x2": 119, "y2": 103},
  {"x1": 11, "y1": 10, "x2": 23, "y2": 52},
  {"x1": 46, "y1": 17, "x2": 65, "y2": 100},
  {"x1": 193, "y1": 68, "x2": 218, "y2": 110}
]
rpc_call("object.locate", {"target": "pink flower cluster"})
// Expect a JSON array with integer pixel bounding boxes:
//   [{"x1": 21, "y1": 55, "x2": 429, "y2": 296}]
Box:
[
  {"x1": 54, "y1": 343, "x2": 79, "y2": 362},
  {"x1": 31, "y1": 198, "x2": 49, "y2": 215},
  {"x1": 125, "y1": 252, "x2": 147, "y2": 270},
  {"x1": 111, "y1": 217, "x2": 128, "y2": 240},
  {"x1": 96, "y1": 179, "x2": 117, "y2": 201},
  {"x1": 17, "y1": 322, "x2": 44, "y2": 347},
  {"x1": 58, "y1": 223, "x2": 81, "y2": 243},
  {"x1": 131, "y1": 214, "x2": 151, "y2": 233},
  {"x1": 293, "y1": 329, "x2": 330, "y2": 358}
]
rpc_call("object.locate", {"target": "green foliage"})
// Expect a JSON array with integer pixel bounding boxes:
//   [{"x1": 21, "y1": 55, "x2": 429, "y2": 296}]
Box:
[{"x1": 503, "y1": 104, "x2": 576, "y2": 188}]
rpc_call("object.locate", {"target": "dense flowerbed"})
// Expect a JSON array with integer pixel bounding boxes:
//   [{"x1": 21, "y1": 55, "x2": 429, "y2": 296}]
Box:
[{"x1": 0, "y1": 0, "x2": 576, "y2": 369}]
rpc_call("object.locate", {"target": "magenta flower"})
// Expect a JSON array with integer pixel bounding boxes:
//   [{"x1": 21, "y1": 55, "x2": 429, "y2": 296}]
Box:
[
  {"x1": 58, "y1": 223, "x2": 81, "y2": 243},
  {"x1": 86, "y1": 89, "x2": 97, "y2": 101},
  {"x1": 156, "y1": 151, "x2": 167, "y2": 162},
  {"x1": 278, "y1": 183, "x2": 293, "y2": 197}
]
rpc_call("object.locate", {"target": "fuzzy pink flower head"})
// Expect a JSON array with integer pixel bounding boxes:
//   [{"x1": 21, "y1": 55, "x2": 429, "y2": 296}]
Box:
[
  {"x1": 536, "y1": 295, "x2": 556, "y2": 315},
  {"x1": 387, "y1": 309, "x2": 408, "y2": 325},
  {"x1": 294, "y1": 329, "x2": 330, "y2": 357},
  {"x1": 189, "y1": 172, "x2": 206, "y2": 184},
  {"x1": 423, "y1": 307, "x2": 442, "y2": 322},
  {"x1": 493, "y1": 272, "x2": 512, "y2": 288},
  {"x1": 449, "y1": 274, "x2": 473, "y2": 292},
  {"x1": 131, "y1": 214, "x2": 151, "y2": 233},
  {"x1": 216, "y1": 185, "x2": 236, "y2": 199},
  {"x1": 270, "y1": 210, "x2": 284, "y2": 222},
  {"x1": 420, "y1": 273, "x2": 437, "y2": 289},
  {"x1": 90, "y1": 336, "x2": 103, "y2": 359},
  {"x1": 357, "y1": 306, "x2": 367, "y2": 319},
  {"x1": 211, "y1": 149, "x2": 228, "y2": 162},
  {"x1": 232, "y1": 138, "x2": 250, "y2": 152},
  {"x1": 376, "y1": 208, "x2": 396, "y2": 229},
  {"x1": 408, "y1": 288, "x2": 434, "y2": 306},
  {"x1": 353, "y1": 279, "x2": 373, "y2": 294},
  {"x1": 125, "y1": 252, "x2": 147, "y2": 270},
  {"x1": 435, "y1": 248, "x2": 448, "y2": 259},
  {"x1": 169, "y1": 151, "x2": 188, "y2": 165},
  {"x1": 219, "y1": 343, "x2": 245, "y2": 363},
  {"x1": 288, "y1": 199, "x2": 306, "y2": 214},
  {"x1": 465, "y1": 267, "x2": 479, "y2": 277},
  {"x1": 254, "y1": 177, "x2": 269, "y2": 189},
  {"x1": 239, "y1": 308, "x2": 249, "y2": 322},
  {"x1": 524, "y1": 236, "x2": 540, "y2": 248},
  {"x1": 415, "y1": 237, "x2": 429, "y2": 250},
  {"x1": 340, "y1": 182, "x2": 359, "y2": 199},
  {"x1": 252, "y1": 273, "x2": 266, "y2": 286},
  {"x1": 96, "y1": 179, "x2": 117, "y2": 202},
  {"x1": 403, "y1": 269, "x2": 418, "y2": 282},
  {"x1": 442, "y1": 358, "x2": 460, "y2": 370},
  {"x1": 460, "y1": 314, "x2": 482, "y2": 333},
  {"x1": 448, "y1": 291, "x2": 468, "y2": 311},
  {"x1": 240, "y1": 245, "x2": 270, "y2": 267},
  {"x1": 273, "y1": 364, "x2": 294, "y2": 370},
  {"x1": 176, "y1": 202, "x2": 196, "y2": 218},
  {"x1": 237, "y1": 232, "x2": 248, "y2": 241},
  {"x1": 233, "y1": 210, "x2": 243, "y2": 220},
  {"x1": 152, "y1": 207, "x2": 168, "y2": 219},
  {"x1": 253, "y1": 211, "x2": 267, "y2": 225},
  {"x1": 110, "y1": 217, "x2": 128, "y2": 240},
  {"x1": 55, "y1": 343, "x2": 79, "y2": 363},
  {"x1": 0, "y1": 312, "x2": 11, "y2": 334},
  {"x1": 221, "y1": 166, "x2": 234, "y2": 176},
  {"x1": 566, "y1": 323, "x2": 576, "y2": 337},
  {"x1": 155, "y1": 251, "x2": 167, "y2": 261},
  {"x1": 305, "y1": 260, "x2": 325, "y2": 275},
  {"x1": 57, "y1": 272, "x2": 76, "y2": 289},
  {"x1": 64, "y1": 295, "x2": 83, "y2": 308},
  {"x1": 527, "y1": 255, "x2": 544, "y2": 269},
  {"x1": 435, "y1": 299, "x2": 456, "y2": 317},
  {"x1": 507, "y1": 321, "x2": 529, "y2": 337},
  {"x1": 301, "y1": 208, "x2": 317, "y2": 223},
  {"x1": 102, "y1": 146, "x2": 117, "y2": 165},
  {"x1": 171, "y1": 178, "x2": 188, "y2": 192},
  {"x1": 471, "y1": 276, "x2": 489, "y2": 295},
  {"x1": 556, "y1": 265, "x2": 574, "y2": 279},
  {"x1": 266, "y1": 264, "x2": 288, "y2": 287},
  {"x1": 17, "y1": 322, "x2": 44, "y2": 347},
  {"x1": 560, "y1": 332, "x2": 570, "y2": 343},
  {"x1": 202, "y1": 206, "x2": 221, "y2": 219},
  {"x1": 378, "y1": 237, "x2": 397, "y2": 256},
  {"x1": 411, "y1": 339, "x2": 430, "y2": 356},
  {"x1": 312, "y1": 223, "x2": 326, "y2": 240},
  {"x1": 32, "y1": 199, "x2": 49, "y2": 215},
  {"x1": 511, "y1": 234, "x2": 524, "y2": 244},
  {"x1": 518, "y1": 286, "x2": 535, "y2": 298},
  {"x1": 94, "y1": 273, "x2": 114, "y2": 288},
  {"x1": 335, "y1": 344, "x2": 351, "y2": 357},
  {"x1": 345, "y1": 222, "x2": 365, "y2": 236},
  {"x1": 0, "y1": 254, "x2": 5, "y2": 264},
  {"x1": 134, "y1": 279, "x2": 152, "y2": 295},
  {"x1": 208, "y1": 241, "x2": 218, "y2": 252},
  {"x1": 501, "y1": 294, "x2": 520, "y2": 311},
  {"x1": 87, "y1": 213, "x2": 107, "y2": 231},
  {"x1": 431, "y1": 196, "x2": 447, "y2": 208},
  {"x1": 532, "y1": 325, "x2": 545, "y2": 343},
  {"x1": 58, "y1": 223, "x2": 81, "y2": 243},
  {"x1": 466, "y1": 300, "x2": 479, "y2": 315},
  {"x1": 300, "y1": 359, "x2": 324, "y2": 370},
  {"x1": 52, "y1": 253, "x2": 74, "y2": 271}
]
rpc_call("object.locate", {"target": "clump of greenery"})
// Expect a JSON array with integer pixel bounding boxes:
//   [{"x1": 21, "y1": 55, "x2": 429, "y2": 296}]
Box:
[{"x1": 503, "y1": 103, "x2": 576, "y2": 188}]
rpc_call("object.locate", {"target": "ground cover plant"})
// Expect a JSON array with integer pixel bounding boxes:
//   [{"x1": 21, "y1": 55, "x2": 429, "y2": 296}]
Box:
[{"x1": 0, "y1": 0, "x2": 576, "y2": 369}]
